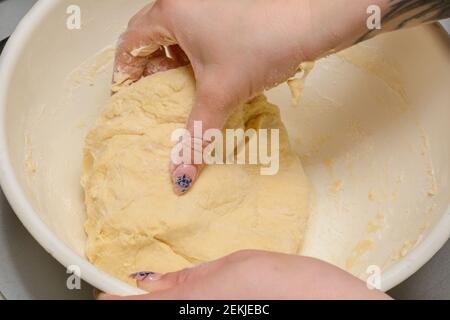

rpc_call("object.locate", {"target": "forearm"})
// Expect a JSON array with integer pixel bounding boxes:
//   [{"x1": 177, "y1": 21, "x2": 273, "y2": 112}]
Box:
[
  {"x1": 299, "y1": 0, "x2": 450, "y2": 60},
  {"x1": 356, "y1": 0, "x2": 450, "y2": 42}
]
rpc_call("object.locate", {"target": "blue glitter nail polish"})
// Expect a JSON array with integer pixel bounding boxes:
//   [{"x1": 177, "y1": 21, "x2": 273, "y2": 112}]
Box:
[
  {"x1": 129, "y1": 271, "x2": 156, "y2": 280},
  {"x1": 129, "y1": 271, "x2": 162, "y2": 281},
  {"x1": 176, "y1": 174, "x2": 193, "y2": 193}
]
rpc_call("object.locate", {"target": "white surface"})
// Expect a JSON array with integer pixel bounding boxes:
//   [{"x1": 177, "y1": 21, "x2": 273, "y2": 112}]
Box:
[{"x1": 0, "y1": 0, "x2": 449, "y2": 297}]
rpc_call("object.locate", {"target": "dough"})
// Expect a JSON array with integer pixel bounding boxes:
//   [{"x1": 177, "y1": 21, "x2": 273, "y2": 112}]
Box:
[
  {"x1": 288, "y1": 62, "x2": 315, "y2": 107},
  {"x1": 82, "y1": 66, "x2": 310, "y2": 284}
]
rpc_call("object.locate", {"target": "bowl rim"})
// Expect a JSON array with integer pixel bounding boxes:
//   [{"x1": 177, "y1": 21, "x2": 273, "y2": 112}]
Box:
[
  {"x1": 0, "y1": 0, "x2": 449, "y2": 295},
  {"x1": 0, "y1": 0, "x2": 144, "y2": 296}
]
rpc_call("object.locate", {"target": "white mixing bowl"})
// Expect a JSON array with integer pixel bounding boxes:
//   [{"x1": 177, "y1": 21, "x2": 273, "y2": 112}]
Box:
[{"x1": 0, "y1": 0, "x2": 449, "y2": 296}]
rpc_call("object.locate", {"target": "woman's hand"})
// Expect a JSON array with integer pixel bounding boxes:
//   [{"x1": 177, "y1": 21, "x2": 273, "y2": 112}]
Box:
[
  {"x1": 98, "y1": 250, "x2": 391, "y2": 300},
  {"x1": 113, "y1": 0, "x2": 321, "y2": 195},
  {"x1": 114, "y1": 0, "x2": 448, "y2": 195}
]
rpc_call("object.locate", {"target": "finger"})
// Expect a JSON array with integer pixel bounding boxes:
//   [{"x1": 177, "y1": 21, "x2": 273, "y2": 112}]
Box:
[
  {"x1": 113, "y1": 4, "x2": 161, "y2": 78},
  {"x1": 170, "y1": 72, "x2": 239, "y2": 195},
  {"x1": 113, "y1": 30, "x2": 161, "y2": 88},
  {"x1": 133, "y1": 261, "x2": 220, "y2": 300},
  {"x1": 143, "y1": 44, "x2": 190, "y2": 77},
  {"x1": 97, "y1": 259, "x2": 208, "y2": 301},
  {"x1": 142, "y1": 48, "x2": 185, "y2": 77},
  {"x1": 112, "y1": 46, "x2": 164, "y2": 94},
  {"x1": 112, "y1": 6, "x2": 178, "y2": 92},
  {"x1": 130, "y1": 268, "x2": 193, "y2": 293},
  {"x1": 101, "y1": 261, "x2": 218, "y2": 300}
]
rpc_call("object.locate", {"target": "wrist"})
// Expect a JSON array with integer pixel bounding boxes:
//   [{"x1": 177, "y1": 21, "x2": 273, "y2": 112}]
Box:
[{"x1": 303, "y1": 0, "x2": 389, "y2": 58}]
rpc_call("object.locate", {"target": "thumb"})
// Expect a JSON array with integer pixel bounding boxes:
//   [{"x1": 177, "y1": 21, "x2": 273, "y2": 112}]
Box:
[
  {"x1": 98, "y1": 264, "x2": 210, "y2": 300},
  {"x1": 170, "y1": 73, "x2": 239, "y2": 195},
  {"x1": 130, "y1": 267, "x2": 196, "y2": 294}
]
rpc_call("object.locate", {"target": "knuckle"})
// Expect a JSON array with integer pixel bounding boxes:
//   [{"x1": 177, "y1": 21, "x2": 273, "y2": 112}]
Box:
[
  {"x1": 128, "y1": 11, "x2": 145, "y2": 27},
  {"x1": 128, "y1": 17, "x2": 138, "y2": 27},
  {"x1": 154, "y1": 0, "x2": 179, "y2": 13},
  {"x1": 154, "y1": 0, "x2": 193, "y2": 24}
]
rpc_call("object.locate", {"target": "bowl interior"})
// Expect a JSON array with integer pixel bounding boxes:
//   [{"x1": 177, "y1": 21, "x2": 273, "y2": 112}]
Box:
[{"x1": 1, "y1": 0, "x2": 450, "y2": 293}]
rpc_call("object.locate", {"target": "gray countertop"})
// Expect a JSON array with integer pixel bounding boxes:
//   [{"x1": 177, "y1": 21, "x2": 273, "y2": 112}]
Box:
[
  {"x1": 0, "y1": 0, "x2": 38, "y2": 41},
  {"x1": 0, "y1": 0, "x2": 449, "y2": 300}
]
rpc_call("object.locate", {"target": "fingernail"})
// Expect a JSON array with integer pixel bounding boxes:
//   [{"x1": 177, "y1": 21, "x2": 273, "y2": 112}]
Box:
[
  {"x1": 129, "y1": 272, "x2": 162, "y2": 281},
  {"x1": 172, "y1": 164, "x2": 197, "y2": 195}
]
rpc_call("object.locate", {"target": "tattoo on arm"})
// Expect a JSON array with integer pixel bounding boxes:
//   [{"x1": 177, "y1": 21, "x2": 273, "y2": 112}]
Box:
[{"x1": 356, "y1": 0, "x2": 450, "y2": 43}]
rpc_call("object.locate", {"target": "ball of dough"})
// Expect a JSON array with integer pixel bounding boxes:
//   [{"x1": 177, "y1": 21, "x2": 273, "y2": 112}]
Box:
[{"x1": 82, "y1": 66, "x2": 310, "y2": 284}]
